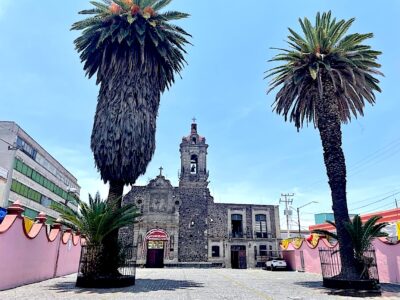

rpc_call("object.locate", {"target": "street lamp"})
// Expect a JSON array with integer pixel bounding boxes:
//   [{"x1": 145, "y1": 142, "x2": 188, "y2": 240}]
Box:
[{"x1": 296, "y1": 201, "x2": 318, "y2": 237}]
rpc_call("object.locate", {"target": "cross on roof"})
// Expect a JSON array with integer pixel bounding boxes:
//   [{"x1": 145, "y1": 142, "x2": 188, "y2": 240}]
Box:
[
  {"x1": 192, "y1": 117, "x2": 196, "y2": 123},
  {"x1": 159, "y1": 166, "x2": 163, "y2": 176}
]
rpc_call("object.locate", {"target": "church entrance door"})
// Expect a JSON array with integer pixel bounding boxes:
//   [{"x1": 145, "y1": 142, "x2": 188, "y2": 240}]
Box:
[
  {"x1": 146, "y1": 241, "x2": 164, "y2": 268},
  {"x1": 231, "y1": 245, "x2": 247, "y2": 269}
]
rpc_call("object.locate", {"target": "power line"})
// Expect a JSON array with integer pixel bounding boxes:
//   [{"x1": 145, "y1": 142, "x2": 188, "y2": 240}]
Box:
[
  {"x1": 0, "y1": 137, "x2": 15, "y2": 147},
  {"x1": 349, "y1": 191, "x2": 400, "y2": 212},
  {"x1": 300, "y1": 136, "x2": 400, "y2": 192},
  {"x1": 348, "y1": 137, "x2": 400, "y2": 171},
  {"x1": 358, "y1": 202, "x2": 396, "y2": 215},
  {"x1": 349, "y1": 188, "x2": 400, "y2": 205},
  {"x1": 348, "y1": 144, "x2": 400, "y2": 178}
]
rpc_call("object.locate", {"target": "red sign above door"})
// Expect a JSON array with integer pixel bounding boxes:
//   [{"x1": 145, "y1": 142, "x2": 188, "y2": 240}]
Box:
[{"x1": 146, "y1": 229, "x2": 169, "y2": 241}]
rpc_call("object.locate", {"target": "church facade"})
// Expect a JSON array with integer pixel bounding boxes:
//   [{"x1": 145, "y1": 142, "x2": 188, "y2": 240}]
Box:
[{"x1": 122, "y1": 121, "x2": 281, "y2": 268}]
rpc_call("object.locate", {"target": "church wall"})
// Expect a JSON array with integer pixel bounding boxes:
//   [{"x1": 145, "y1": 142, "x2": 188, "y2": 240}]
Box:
[
  {"x1": 122, "y1": 121, "x2": 282, "y2": 268},
  {"x1": 122, "y1": 179, "x2": 180, "y2": 266},
  {"x1": 178, "y1": 187, "x2": 209, "y2": 262}
]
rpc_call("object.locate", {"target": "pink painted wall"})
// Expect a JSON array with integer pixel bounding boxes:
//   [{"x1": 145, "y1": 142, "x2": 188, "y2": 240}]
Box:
[
  {"x1": 55, "y1": 232, "x2": 82, "y2": 277},
  {"x1": 373, "y1": 239, "x2": 400, "y2": 283},
  {"x1": 282, "y1": 238, "x2": 400, "y2": 284},
  {"x1": 0, "y1": 202, "x2": 82, "y2": 290}
]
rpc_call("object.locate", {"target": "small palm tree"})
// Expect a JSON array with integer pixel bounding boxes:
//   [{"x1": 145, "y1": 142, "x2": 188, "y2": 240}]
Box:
[
  {"x1": 72, "y1": 0, "x2": 191, "y2": 207},
  {"x1": 53, "y1": 193, "x2": 139, "y2": 276},
  {"x1": 52, "y1": 193, "x2": 139, "y2": 246},
  {"x1": 313, "y1": 215, "x2": 388, "y2": 278},
  {"x1": 266, "y1": 11, "x2": 383, "y2": 279}
]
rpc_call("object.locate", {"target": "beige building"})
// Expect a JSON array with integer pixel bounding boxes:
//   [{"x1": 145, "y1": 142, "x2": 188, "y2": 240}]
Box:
[{"x1": 0, "y1": 121, "x2": 80, "y2": 221}]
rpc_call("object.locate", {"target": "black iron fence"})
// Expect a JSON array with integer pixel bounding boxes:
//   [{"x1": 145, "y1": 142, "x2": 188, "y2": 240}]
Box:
[
  {"x1": 318, "y1": 247, "x2": 379, "y2": 281},
  {"x1": 76, "y1": 244, "x2": 136, "y2": 288}
]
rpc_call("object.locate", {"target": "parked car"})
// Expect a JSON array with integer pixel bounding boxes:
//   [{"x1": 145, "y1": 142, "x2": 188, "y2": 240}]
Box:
[{"x1": 265, "y1": 257, "x2": 287, "y2": 271}]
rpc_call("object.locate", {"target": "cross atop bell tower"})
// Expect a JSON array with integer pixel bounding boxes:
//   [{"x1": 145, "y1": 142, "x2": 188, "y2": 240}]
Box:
[{"x1": 179, "y1": 119, "x2": 209, "y2": 187}]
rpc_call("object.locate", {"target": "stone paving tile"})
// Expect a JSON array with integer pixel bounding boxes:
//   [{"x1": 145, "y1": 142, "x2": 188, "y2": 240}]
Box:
[{"x1": 1, "y1": 268, "x2": 400, "y2": 300}]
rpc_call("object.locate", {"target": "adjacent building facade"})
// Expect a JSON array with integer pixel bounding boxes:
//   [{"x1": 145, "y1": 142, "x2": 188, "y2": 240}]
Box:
[
  {"x1": 0, "y1": 121, "x2": 80, "y2": 221},
  {"x1": 122, "y1": 121, "x2": 280, "y2": 268}
]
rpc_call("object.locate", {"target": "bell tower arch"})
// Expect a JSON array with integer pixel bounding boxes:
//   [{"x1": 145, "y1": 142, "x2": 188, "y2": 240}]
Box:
[{"x1": 179, "y1": 119, "x2": 209, "y2": 187}]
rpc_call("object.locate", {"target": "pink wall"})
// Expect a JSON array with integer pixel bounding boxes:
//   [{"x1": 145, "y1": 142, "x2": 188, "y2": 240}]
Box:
[
  {"x1": 0, "y1": 201, "x2": 83, "y2": 290},
  {"x1": 282, "y1": 238, "x2": 400, "y2": 284},
  {"x1": 373, "y1": 239, "x2": 400, "y2": 283}
]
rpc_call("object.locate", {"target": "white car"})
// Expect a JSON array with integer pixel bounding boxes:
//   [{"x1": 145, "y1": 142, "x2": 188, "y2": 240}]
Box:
[{"x1": 265, "y1": 258, "x2": 287, "y2": 271}]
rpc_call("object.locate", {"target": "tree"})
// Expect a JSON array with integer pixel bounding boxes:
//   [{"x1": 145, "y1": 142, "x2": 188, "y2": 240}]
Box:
[
  {"x1": 52, "y1": 193, "x2": 140, "y2": 276},
  {"x1": 266, "y1": 11, "x2": 383, "y2": 279},
  {"x1": 52, "y1": 193, "x2": 139, "y2": 245},
  {"x1": 72, "y1": 0, "x2": 191, "y2": 206},
  {"x1": 313, "y1": 215, "x2": 388, "y2": 278}
]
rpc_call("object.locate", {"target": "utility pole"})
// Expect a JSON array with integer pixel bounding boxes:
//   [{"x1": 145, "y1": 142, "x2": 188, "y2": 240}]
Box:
[
  {"x1": 280, "y1": 193, "x2": 294, "y2": 239},
  {"x1": 296, "y1": 201, "x2": 318, "y2": 238},
  {"x1": 297, "y1": 207, "x2": 301, "y2": 237}
]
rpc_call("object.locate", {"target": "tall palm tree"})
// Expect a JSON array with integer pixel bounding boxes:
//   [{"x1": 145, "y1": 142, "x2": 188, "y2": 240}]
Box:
[
  {"x1": 266, "y1": 11, "x2": 383, "y2": 279},
  {"x1": 313, "y1": 215, "x2": 388, "y2": 279},
  {"x1": 72, "y1": 0, "x2": 190, "y2": 206}
]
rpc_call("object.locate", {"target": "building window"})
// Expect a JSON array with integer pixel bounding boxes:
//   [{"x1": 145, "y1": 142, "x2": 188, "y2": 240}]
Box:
[
  {"x1": 13, "y1": 158, "x2": 79, "y2": 206},
  {"x1": 231, "y1": 214, "x2": 243, "y2": 238},
  {"x1": 16, "y1": 136, "x2": 37, "y2": 160},
  {"x1": 192, "y1": 137, "x2": 197, "y2": 144},
  {"x1": 259, "y1": 245, "x2": 267, "y2": 257},
  {"x1": 10, "y1": 179, "x2": 41, "y2": 203},
  {"x1": 190, "y1": 155, "x2": 198, "y2": 174},
  {"x1": 212, "y1": 246, "x2": 220, "y2": 257},
  {"x1": 255, "y1": 214, "x2": 268, "y2": 238},
  {"x1": 41, "y1": 195, "x2": 52, "y2": 207}
]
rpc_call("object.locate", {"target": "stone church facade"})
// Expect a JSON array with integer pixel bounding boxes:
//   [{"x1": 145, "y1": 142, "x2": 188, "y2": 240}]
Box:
[{"x1": 122, "y1": 121, "x2": 281, "y2": 268}]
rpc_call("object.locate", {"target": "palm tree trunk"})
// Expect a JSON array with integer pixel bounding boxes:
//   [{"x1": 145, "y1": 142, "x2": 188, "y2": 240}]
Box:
[
  {"x1": 107, "y1": 180, "x2": 124, "y2": 206},
  {"x1": 316, "y1": 81, "x2": 359, "y2": 280}
]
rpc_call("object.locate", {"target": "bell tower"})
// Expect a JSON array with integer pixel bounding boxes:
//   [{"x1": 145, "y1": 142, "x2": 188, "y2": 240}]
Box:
[{"x1": 179, "y1": 119, "x2": 209, "y2": 187}]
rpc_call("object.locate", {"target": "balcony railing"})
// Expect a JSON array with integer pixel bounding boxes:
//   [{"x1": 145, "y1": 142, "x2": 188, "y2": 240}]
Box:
[
  {"x1": 229, "y1": 231, "x2": 275, "y2": 240},
  {"x1": 230, "y1": 232, "x2": 244, "y2": 239}
]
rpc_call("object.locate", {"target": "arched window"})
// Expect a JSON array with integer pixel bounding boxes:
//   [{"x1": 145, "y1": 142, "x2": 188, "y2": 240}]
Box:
[
  {"x1": 191, "y1": 137, "x2": 197, "y2": 144},
  {"x1": 255, "y1": 214, "x2": 267, "y2": 238},
  {"x1": 190, "y1": 154, "x2": 198, "y2": 174}
]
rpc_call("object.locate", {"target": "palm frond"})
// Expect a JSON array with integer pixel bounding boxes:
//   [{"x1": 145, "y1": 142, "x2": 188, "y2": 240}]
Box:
[
  {"x1": 267, "y1": 11, "x2": 383, "y2": 130},
  {"x1": 52, "y1": 193, "x2": 140, "y2": 245}
]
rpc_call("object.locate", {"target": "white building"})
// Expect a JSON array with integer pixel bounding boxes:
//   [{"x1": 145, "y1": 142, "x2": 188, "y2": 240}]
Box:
[{"x1": 0, "y1": 121, "x2": 80, "y2": 221}]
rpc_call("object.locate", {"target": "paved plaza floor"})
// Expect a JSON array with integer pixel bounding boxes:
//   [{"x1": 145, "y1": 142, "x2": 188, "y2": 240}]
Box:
[{"x1": 1, "y1": 268, "x2": 400, "y2": 300}]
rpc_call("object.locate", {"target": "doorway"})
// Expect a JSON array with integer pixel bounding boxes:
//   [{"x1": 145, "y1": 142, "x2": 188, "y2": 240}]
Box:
[
  {"x1": 146, "y1": 241, "x2": 164, "y2": 268},
  {"x1": 231, "y1": 245, "x2": 247, "y2": 269}
]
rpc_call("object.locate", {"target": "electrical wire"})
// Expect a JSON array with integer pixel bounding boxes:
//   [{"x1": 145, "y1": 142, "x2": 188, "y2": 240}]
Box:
[
  {"x1": 349, "y1": 187, "x2": 400, "y2": 205},
  {"x1": 300, "y1": 136, "x2": 400, "y2": 193},
  {"x1": 349, "y1": 191, "x2": 400, "y2": 212}
]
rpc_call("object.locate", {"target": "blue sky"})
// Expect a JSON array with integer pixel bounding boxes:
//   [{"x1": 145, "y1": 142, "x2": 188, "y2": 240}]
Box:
[{"x1": 1, "y1": 0, "x2": 399, "y2": 229}]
